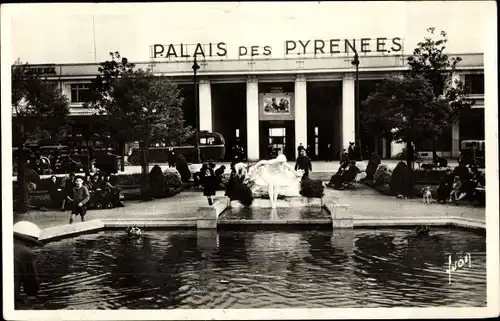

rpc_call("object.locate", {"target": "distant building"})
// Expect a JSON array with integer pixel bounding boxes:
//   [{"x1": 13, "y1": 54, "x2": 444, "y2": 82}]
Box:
[{"x1": 22, "y1": 53, "x2": 484, "y2": 161}]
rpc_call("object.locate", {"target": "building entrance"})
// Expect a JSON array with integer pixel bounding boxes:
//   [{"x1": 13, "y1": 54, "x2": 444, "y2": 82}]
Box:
[
  {"x1": 259, "y1": 121, "x2": 295, "y2": 160},
  {"x1": 306, "y1": 81, "x2": 342, "y2": 160}
]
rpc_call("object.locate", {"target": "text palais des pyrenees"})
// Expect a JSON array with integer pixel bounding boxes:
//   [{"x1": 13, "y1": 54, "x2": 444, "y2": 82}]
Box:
[{"x1": 151, "y1": 37, "x2": 404, "y2": 59}]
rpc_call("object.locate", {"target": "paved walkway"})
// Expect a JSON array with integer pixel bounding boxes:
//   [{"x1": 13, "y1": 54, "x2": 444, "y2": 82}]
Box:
[
  {"x1": 14, "y1": 183, "x2": 484, "y2": 230},
  {"x1": 325, "y1": 184, "x2": 485, "y2": 221}
]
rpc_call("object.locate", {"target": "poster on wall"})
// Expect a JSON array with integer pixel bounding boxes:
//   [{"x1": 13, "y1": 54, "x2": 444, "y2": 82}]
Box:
[{"x1": 259, "y1": 92, "x2": 295, "y2": 120}]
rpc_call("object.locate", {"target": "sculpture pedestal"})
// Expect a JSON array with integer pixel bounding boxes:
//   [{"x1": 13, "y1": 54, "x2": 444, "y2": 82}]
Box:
[
  {"x1": 230, "y1": 196, "x2": 323, "y2": 209},
  {"x1": 197, "y1": 199, "x2": 228, "y2": 229}
]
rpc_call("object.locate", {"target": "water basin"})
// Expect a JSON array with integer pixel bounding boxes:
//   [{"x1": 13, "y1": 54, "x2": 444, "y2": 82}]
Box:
[{"x1": 29, "y1": 228, "x2": 486, "y2": 309}]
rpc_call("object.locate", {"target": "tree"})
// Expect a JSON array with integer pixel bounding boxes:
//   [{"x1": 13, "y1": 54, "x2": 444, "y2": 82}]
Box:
[
  {"x1": 85, "y1": 52, "x2": 193, "y2": 200},
  {"x1": 407, "y1": 27, "x2": 474, "y2": 158},
  {"x1": 362, "y1": 74, "x2": 451, "y2": 169},
  {"x1": 84, "y1": 51, "x2": 136, "y2": 172},
  {"x1": 12, "y1": 60, "x2": 70, "y2": 212}
]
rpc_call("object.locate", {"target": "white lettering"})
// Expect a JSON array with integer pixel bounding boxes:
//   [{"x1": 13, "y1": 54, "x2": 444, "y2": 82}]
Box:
[{"x1": 446, "y1": 253, "x2": 471, "y2": 284}]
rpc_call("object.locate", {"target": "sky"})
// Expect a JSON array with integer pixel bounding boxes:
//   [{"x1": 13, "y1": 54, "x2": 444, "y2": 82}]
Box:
[{"x1": 4, "y1": 1, "x2": 496, "y2": 64}]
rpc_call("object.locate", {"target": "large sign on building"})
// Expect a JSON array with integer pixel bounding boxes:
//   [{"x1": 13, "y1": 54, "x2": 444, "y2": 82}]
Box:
[{"x1": 150, "y1": 37, "x2": 404, "y2": 60}]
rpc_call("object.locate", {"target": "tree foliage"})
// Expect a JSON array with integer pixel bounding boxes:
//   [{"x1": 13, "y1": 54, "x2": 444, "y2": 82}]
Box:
[
  {"x1": 12, "y1": 59, "x2": 70, "y2": 213},
  {"x1": 12, "y1": 60, "x2": 70, "y2": 144},
  {"x1": 362, "y1": 74, "x2": 451, "y2": 167},
  {"x1": 361, "y1": 27, "x2": 475, "y2": 168},
  {"x1": 85, "y1": 51, "x2": 193, "y2": 199},
  {"x1": 407, "y1": 27, "x2": 474, "y2": 135},
  {"x1": 85, "y1": 51, "x2": 193, "y2": 149}
]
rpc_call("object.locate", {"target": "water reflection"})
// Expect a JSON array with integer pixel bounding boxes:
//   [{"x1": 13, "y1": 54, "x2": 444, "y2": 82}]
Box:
[{"x1": 28, "y1": 228, "x2": 486, "y2": 309}]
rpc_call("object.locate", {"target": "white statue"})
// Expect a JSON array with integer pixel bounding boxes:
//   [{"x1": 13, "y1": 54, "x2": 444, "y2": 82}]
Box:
[{"x1": 244, "y1": 154, "x2": 304, "y2": 208}]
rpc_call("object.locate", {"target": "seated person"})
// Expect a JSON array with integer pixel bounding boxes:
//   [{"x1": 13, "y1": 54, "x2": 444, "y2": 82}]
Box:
[
  {"x1": 436, "y1": 176, "x2": 451, "y2": 204},
  {"x1": 453, "y1": 163, "x2": 471, "y2": 180},
  {"x1": 326, "y1": 167, "x2": 345, "y2": 189},
  {"x1": 84, "y1": 173, "x2": 94, "y2": 190},
  {"x1": 214, "y1": 165, "x2": 226, "y2": 186},
  {"x1": 90, "y1": 174, "x2": 100, "y2": 191},
  {"x1": 193, "y1": 164, "x2": 208, "y2": 188},
  {"x1": 449, "y1": 176, "x2": 466, "y2": 205},
  {"x1": 340, "y1": 161, "x2": 360, "y2": 185}
]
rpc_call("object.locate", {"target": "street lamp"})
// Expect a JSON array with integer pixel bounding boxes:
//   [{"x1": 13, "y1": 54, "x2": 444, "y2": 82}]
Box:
[
  {"x1": 192, "y1": 56, "x2": 201, "y2": 164},
  {"x1": 351, "y1": 49, "x2": 362, "y2": 160}
]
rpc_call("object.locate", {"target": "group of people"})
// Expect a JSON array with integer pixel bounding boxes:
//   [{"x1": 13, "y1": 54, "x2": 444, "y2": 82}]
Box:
[
  {"x1": 48, "y1": 171, "x2": 117, "y2": 223},
  {"x1": 435, "y1": 164, "x2": 486, "y2": 206},
  {"x1": 326, "y1": 160, "x2": 361, "y2": 190}
]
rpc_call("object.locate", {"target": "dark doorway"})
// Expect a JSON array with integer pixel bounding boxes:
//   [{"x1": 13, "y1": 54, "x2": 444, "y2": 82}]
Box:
[
  {"x1": 359, "y1": 79, "x2": 383, "y2": 158},
  {"x1": 259, "y1": 121, "x2": 295, "y2": 160},
  {"x1": 306, "y1": 81, "x2": 342, "y2": 160},
  {"x1": 177, "y1": 84, "x2": 196, "y2": 129},
  {"x1": 211, "y1": 83, "x2": 247, "y2": 161}
]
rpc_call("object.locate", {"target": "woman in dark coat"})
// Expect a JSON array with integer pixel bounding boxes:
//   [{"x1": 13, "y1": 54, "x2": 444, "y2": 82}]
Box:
[
  {"x1": 48, "y1": 175, "x2": 63, "y2": 208},
  {"x1": 202, "y1": 167, "x2": 218, "y2": 205}
]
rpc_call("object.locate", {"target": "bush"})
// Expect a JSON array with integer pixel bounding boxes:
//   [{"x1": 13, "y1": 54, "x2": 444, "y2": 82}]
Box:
[
  {"x1": 300, "y1": 179, "x2": 325, "y2": 198},
  {"x1": 389, "y1": 161, "x2": 414, "y2": 197},
  {"x1": 149, "y1": 165, "x2": 166, "y2": 198},
  {"x1": 373, "y1": 165, "x2": 392, "y2": 186},
  {"x1": 175, "y1": 154, "x2": 191, "y2": 182},
  {"x1": 365, "y1": 161, "x2": 379, "y2": 180},
  {"x1": 164, "y1": 168, "x2": 182, "y2": 189}
]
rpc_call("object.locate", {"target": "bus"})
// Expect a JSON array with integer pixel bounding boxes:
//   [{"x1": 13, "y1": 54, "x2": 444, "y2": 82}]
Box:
[{"x1": 128, "y1": 131, "x2": 226, "y2": 165}]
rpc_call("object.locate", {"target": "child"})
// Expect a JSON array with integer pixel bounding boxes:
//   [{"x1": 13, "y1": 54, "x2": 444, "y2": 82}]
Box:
[
  {"x1": 449, "y1": 176, "x2": 463, "y2": 205},
  {"x1": 202, "y1": 167, "x2": 218, "y2": 206},
  {"x1": 67, "y1": 176, "x2": 90, "y2": 224}
]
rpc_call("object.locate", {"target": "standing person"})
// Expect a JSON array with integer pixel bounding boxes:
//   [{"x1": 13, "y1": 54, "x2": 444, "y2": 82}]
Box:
[
  {"x1": 348, "y1": 142, "x2": 355, "y2": 160},
  {"x1": 14, "y1": 221, "x2": 43, "y2": 309},
  {"x1": 67, "y1": 176, "x2": 90, "y2": 224},
  {"x1": 48, "y1": 175, "x2": 63, "y2": 209},
  {"x1": 167, "y1": 148, "x2": 176, "y2": 168},
  {"x1": 60, "y1": 172, "x2": 76, "y2": 211},
  {"x1": 340, "y1": 149, "x2": 349, "y2": 169},
  {"x1": 326, "y1": 144, "x2": 334, "y2": 162},
  {"x1": 295, "y1": 149, "x2": 312, "y2": 180},
  {"x1": 297, "y1": 143, "x2": 305, "y2": 156},
  {"x1": 306, "y1": 145, "x2": 313, "y2": 159},
  {"x1": 202, "y1": 167, "x2": 218, "y2": 206}
]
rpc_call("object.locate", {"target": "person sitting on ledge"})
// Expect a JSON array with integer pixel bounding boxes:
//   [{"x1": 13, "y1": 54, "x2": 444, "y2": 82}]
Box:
[
  {"x1": 193, "y1": 164, "x2": 208, "y2": 188},
  {"x1": 214, "y1": 165, "x2": 226, "y2": 188},
  {"x1": 326, "y1": 167, "x2": 345, "y2": 189}
]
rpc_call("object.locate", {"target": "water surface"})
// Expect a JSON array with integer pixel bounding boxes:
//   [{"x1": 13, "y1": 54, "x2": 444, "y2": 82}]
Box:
[{"x1": 30, "y1": 228, "x2": 486, "y2": 309}]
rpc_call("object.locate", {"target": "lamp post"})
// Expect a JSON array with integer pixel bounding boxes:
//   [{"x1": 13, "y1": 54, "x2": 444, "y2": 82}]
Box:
[
  {"x1": 192, "y1": 56, "x2": 201, "y2": 164},
  {"x1": 351, "y1": 50, "x2": 362, "y2": 160}
]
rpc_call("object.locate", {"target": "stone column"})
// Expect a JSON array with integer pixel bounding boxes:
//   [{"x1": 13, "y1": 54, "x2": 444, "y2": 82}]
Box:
[
  {"x1": 199, "y1": 79, "x2": 212, "y2": 132},
  {"x1": 451, "y1": 72, "x2": 461, "y2": 158},
  {"x1": 342, "y1": 73, "x2": 355, "y2": 151},
  {"x1": 294, "y1": 74, "x2": 308, "y2": 159},
  {"x1": 246, "y1": 76, "x2": 260, "y2": 161}
]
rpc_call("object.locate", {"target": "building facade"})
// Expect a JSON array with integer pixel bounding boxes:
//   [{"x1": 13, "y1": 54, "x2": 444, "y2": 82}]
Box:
[{"x1": 26, "y1": 53, "x2": 485, "y2": 161}]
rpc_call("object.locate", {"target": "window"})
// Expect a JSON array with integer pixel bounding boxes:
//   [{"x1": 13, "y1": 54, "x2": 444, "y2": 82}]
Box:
[
  {"x1": 70, "y1": 84, "x2": 91, "y2": 103},
  {"x1": 464, "y1": 74, "x2": 484, "y2": 95}
]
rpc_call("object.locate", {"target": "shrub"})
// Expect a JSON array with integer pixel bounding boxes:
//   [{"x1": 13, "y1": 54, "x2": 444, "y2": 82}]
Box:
[
  {"x1": 175, "y1": 154, "x2": 191, "y2": 182},
  {"x1": 373, "y1": 164, "x2": 392, "y2": 186},
  {"x1": 300, "y1": 179, "x2": 325, "y2": 198},
  {"x1": 164, "y1": 168, "x2": 182, "y2": 189},
  {"x1": 365, "y1": 161, "x2": 379, "y2": 180},
  {"x1": 149, "y1": 165, "x2": 166, "y2": 198},
  {"x1": 389, "y1": 161, "x2": 414, "y2": 197}
]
